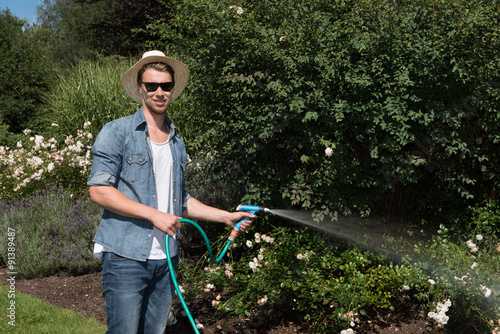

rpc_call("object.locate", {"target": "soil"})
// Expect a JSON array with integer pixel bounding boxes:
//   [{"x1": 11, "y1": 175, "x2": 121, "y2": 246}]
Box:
[{"x1": 1, "y1": 266, "x2": 448, "y2": 334}]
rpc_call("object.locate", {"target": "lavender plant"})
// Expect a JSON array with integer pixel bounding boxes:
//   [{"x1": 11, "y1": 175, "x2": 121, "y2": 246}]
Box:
[{"x1": 0, "y1": 185, "x2": 102, "y2": 278}]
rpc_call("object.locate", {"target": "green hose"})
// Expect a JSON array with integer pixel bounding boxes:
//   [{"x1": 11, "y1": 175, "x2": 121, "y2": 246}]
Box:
[{"x1": 166, "y1": 218, "x2": 234, "y2": 334}]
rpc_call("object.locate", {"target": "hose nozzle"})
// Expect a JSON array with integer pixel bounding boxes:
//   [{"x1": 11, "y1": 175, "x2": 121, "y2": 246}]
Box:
[
  {"x1": 236, "y1": 204, "x2": 270, "y2": 214},
  {"x1": 229, "y1": 204, "x2": 270, "y2": 241}
]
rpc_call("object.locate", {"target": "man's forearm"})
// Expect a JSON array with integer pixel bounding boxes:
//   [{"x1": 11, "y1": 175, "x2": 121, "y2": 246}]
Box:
[
  {"x1": 89, "y1": 185, "x2": 182, "y2": 236},
  {"x1": 182, "y1": 197, "x2": 231, "y2": 223},
  {"x1": 89, "y1": 186, "x2": 156, "y2": 221},
  {"x1": 183, "y1": 197, "x2": 254, "y2": 232}
]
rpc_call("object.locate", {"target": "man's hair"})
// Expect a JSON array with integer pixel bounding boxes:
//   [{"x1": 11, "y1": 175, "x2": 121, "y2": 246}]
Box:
[{"x1": 138, "y1": 62, "x2": 175, "y2": 82}]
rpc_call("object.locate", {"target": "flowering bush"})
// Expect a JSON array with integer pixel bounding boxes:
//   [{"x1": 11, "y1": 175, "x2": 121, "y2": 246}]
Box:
[
  {"x1": 147, "y1": 0, "x2": 500, "y2": 222},
  {"x1": 176, "y1": 224, "x2": 439, "y2": 333},
  {"x1": 170, "y1": 198, "x2": 500, "y2": 332},
  {"x1": 404, "y1": 202, "x2": 500, "y2": 332},
  {"x1": 0, "y1": 122, "x2": 93, "y2": 199}
]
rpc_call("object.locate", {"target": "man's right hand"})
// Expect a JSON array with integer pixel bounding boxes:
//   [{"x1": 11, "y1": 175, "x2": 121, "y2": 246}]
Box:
[{"x1": 150, "y1": 211, "x2": 182, "y2": 236}]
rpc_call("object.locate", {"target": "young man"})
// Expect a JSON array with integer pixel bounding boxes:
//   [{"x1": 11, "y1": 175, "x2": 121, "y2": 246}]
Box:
[{"x1": 88, "y1": 50, "x2": 253, "y2": 334}]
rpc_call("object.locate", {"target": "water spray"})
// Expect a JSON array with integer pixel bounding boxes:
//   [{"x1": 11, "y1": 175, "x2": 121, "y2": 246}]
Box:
[
  {"x1": 268, "y1": 208, "x2": 500, "y2": 307},
  {"x1": 269, "y1": 209, "x2": 419, "y2": 264},
  {"x1": 165, "y1": 204, "x2": 270, "y2": 334}
]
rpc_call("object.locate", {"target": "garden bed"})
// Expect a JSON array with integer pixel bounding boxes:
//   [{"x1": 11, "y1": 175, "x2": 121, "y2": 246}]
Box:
[{"x1": 1, "y1": 265, "x2": 446, "y2": 333}]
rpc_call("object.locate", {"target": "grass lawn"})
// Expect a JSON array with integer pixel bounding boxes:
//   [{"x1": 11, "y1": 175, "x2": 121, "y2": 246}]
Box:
[{"x1": 0, "y1": 284, "x2": 105, "y2": 333}]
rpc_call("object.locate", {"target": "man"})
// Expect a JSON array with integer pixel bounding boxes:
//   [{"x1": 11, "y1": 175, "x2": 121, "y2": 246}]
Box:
[{"x1": 87, "y1": 50, "x2": 253, "y2": 334}]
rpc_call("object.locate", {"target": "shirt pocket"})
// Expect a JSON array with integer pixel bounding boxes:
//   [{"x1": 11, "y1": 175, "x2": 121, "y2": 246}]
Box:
[{"x1": 122, "y1": 153, "x2": 148, "y2": 182}]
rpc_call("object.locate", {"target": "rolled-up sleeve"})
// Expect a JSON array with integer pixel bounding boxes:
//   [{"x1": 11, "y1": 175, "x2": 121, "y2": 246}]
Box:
[
  {"x1": 87, "y1": 171, "x2": 117, "y2": 187},
  {"x1": 87, "y1": 123, "x2": 123, "y2": 187}
]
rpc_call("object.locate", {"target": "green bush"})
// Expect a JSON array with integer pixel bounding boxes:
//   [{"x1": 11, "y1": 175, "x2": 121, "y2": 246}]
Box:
[
  {"x1": 387, "y1": 200, "x2": 500, "y2": 332},
  {"x1": 178, "y1": 225, "x2": 437, "y2": 332},
  {"x1": 174, "y1": 199, "x2": 500, "y2": 333},
  {"x1": 429, "y1": 205, "x2": 499, "y2": 332},
  {"x1": 146, "y1": 0, "x2": 500, "y2": 221}
]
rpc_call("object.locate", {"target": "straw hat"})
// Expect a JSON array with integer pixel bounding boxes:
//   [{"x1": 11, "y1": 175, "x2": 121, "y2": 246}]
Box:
[{"x1": 122, "y1": 50, "x2": 189, "y2": 104}]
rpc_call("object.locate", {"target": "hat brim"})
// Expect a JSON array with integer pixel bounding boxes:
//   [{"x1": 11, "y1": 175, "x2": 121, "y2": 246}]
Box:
[{"x1": 122, "y1": 53, "x2": 189, "y2": 104}]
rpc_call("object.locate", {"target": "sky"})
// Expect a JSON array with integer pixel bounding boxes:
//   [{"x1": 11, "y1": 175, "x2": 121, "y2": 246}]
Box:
[{"x1": 2, "y1": 0, "x2": 43, "y2": 23}]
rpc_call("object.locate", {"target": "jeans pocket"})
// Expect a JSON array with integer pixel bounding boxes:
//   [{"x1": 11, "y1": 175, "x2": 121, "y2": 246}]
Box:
[{"x1": 107, "y1": 252, "x2": 131, "y2": 263}]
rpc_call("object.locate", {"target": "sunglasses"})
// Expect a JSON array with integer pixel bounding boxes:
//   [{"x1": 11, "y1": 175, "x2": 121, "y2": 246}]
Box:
[{"x1": 140, "y1": 81, "x2": 175, "y2": 92}]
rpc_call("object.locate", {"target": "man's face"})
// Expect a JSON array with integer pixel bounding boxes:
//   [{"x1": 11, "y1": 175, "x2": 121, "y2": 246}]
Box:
[{"x1": 138, "y1": 68, "x2": 174, "y2": 115}]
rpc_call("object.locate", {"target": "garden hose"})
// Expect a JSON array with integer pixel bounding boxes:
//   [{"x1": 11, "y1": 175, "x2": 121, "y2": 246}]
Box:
[
  {"x1": 165, "y1": 218, "x2": 235, "y2": 334},
  {"x1": 166, "y1": 206, "x2": 270, "y2": 333}
]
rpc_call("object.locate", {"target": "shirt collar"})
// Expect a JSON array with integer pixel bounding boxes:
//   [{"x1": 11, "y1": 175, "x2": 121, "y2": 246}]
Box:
[{"x1": 133, "y1": 107, "x2": 178, "y2": 136}]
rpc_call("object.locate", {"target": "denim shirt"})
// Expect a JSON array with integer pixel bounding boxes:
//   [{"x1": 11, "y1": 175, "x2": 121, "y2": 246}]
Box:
[{"x1": 87, "y1": 108, "x2": 190, "y2": 261}]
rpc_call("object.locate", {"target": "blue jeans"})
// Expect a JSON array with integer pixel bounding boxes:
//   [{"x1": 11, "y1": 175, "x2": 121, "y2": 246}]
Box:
[{"x1": 101, "y1": 252, "x2": 179, "y2": 334}]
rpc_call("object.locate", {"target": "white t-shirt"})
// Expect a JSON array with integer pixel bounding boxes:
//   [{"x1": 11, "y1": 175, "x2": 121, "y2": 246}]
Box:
[{"x1": 148, "y1": 139, "x2": 177, "y2": 259}]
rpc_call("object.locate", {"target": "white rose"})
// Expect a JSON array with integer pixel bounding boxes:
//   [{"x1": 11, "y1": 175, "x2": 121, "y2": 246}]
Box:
[{"x1": 325, "y1": 147, "x2": 333, "y2": 157}]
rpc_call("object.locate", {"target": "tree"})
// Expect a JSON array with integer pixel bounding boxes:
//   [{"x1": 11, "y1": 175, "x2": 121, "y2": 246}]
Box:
[
  {"x1": 35, "y1": 0, "x2": 171, "y2": 63},
  {"x1": 75, "y1": 0, "x2": 171, "y2": 56},
  {"x1": 35, "y1": 0, "x2": 110, "y2": 65},
  {"x1": 0, "y1": 9, "x2": 52, "y2": 143}
]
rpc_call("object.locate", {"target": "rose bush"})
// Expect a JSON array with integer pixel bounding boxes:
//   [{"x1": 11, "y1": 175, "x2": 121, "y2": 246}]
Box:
[
  {"x1": 145, "y1": 0, "x2": 499, "y2": 222},
  {"x1": 0, "y1": 122, "x2": 93, "y2": 199}
]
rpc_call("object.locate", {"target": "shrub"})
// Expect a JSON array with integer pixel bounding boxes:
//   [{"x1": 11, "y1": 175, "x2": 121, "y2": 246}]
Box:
[
  {"x1": 175, "y1": 199, "x2": 500, "y2": 333},
  {"x1": 0, "y1": 185, "x2": 102, "y2": 278},
  {"x1": 146, "y1": 0, "x2": 500, "y2": 221},
  {"x1": 0, "y1": 122, "x2": 93, "y2": 199},
  {"x1": 427, "y1": 204, "x2": 500, "y2": 332},
  {"x1": 178, "y1": 224, "x2": 436, "y2": 333},
  {"x1": 389, "y1": 200, "x2": 500, "y2": 332}
]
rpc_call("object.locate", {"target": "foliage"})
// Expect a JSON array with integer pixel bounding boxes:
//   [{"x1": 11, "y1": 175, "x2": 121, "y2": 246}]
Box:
[
  {"x1": 0, "y1": 122, "x2": 93, "y2": 199},
  {"x1": 440, "y1": 206, "x2": 499, "y2": 332},
  {"x1": 40, "y1": 56, "x2": 139, "y2": 138},
  {"x1": 146, "y1": 0, "x2": 500, "y2": 221},
  {"x1": 0, "y1": 9, "x2": 52, "y2": 143},
  {"x1": 178, "y1": 224, "x2": 436, "y2": 333},
  {"x1": 34, "y1": 0, "x2": 102, "y2": 65},
  {"x1": 185, "y1": 152, "x2": 246, "y2": 209},
  {"x1": 176, "y1": 200, "x2": 500, "y2": 332},
  {"x1": 0, "y1": 185, "x2": 102, "y2": 279},
  {"x1": 79, "y1": 0, "x2": 171, "y2": 56},
  {"x1": 35, "y1": 0, "x2": 170, "y2": 63},
  {"x1": 467, "y1": 199, "x2": 500, "y2": 238},
  {"x1": 395, "y1": 200, "x2": 500, "y2": 332},
  {"x1": 0, "y1": 285, "x2": 106, "y2": 333}
]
